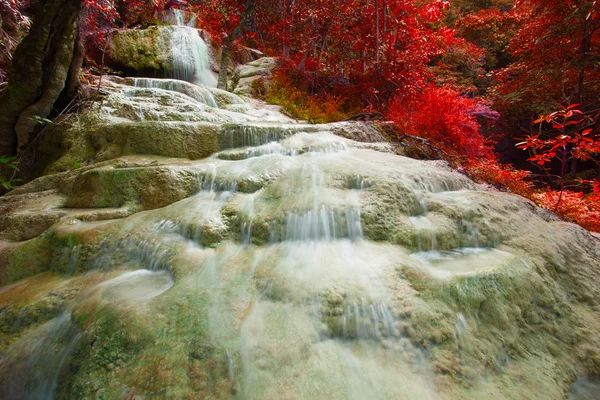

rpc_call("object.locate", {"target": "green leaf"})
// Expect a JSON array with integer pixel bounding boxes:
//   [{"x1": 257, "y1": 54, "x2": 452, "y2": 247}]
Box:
[{"x1": 29, "y1": 115, "x2": 53, "y2": 125}]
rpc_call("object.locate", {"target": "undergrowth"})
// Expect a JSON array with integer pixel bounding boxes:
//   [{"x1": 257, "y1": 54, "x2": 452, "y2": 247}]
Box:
[{"x1": 265, "y1": 64, "x2": 361, "y2": 123}]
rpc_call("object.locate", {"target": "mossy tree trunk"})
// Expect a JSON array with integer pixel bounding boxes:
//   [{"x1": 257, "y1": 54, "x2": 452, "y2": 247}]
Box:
[
  {"x1": 0, "y1": 0, "x2": 82, "y2": 157},
  {"x1": 217, "y1": 43, "x2": 231, "y2": 90}
]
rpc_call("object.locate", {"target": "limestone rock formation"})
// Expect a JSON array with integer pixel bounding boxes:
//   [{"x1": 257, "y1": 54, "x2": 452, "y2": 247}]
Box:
[
  {"x1": 105, "y1": 26, "x2": 176, "y2": 77},
  {"x1": 1, "y1": 57, "x2": 600, "y2": 400},
  {"x1": 232, "y1": 57, "x2": 278, "y2": 98}
]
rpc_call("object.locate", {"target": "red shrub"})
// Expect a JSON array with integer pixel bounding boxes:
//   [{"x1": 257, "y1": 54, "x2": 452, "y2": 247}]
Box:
[
  {"x1": 387, "y1": 83, "x2": 495, "y2": 161},
  {"x1": 532, "y1": 189, "x2": 600, "y2": 232}
]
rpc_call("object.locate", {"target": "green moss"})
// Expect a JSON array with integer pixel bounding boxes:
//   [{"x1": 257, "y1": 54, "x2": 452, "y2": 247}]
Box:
[
  {"x1": 0, "y1": 295, "x2": 64, "y2": 338},
  {"x1": 3, "y1": 229, "x2": 124, "y2": 284},
  {"x1": 106, "y1": 26, "x2": 174, "y2": 75},
  {"x1": 59, "y1": 306, "x2": 154, "y2": 399},
  {"x1": 5, "y1": 235, "x2": 61, "y2": 283},
  {"x1": 397, "y1": 256, "x2": 594, "y2": 391},
  {"x1": 63, "y1": 166, "x2": 200, "y2": 210},
  {"x1": 129, "y1": 122, "x2": 220, "y2": 159},
  {"x1": 60, "y1": 282, "x2": 239, "y2": 399}
]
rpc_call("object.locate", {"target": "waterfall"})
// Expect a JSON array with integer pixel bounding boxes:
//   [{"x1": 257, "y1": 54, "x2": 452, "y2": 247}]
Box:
[
  {"x1": 6, "y1": 47, "x2": 590, "y2": 398},
  {"x1": 170, "y1": 10, "x2": 216, "y2": 87},
  {"x1": 0, "y1": 313, "x2": 81, "y2": 400}
]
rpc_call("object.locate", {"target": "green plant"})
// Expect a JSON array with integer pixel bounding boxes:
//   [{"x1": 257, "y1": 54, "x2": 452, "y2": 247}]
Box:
[
  {"x1": 0, "y1": 156, "x2": 22, "y2": 190},
  {"x1": 29, "y1": 115, "x2": 54, "y2": 125}
]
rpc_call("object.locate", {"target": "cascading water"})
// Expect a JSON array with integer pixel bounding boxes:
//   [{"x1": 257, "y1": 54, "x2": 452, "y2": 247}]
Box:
[
  {"x1": 0, "y1": 312, "x2": 81, "y2": 400},
  {"x1": 170, "y1": 10, "x2": 217, "y2": 87},
  {"x1": 131, "y1": 77, "x2": 218, "y2": 108},
  {"x1": 3, "y1": 23, "x2": 600, "y2": 399}
]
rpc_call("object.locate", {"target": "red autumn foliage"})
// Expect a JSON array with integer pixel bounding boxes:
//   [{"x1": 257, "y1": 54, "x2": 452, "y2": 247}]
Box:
[
  {"x1": 465, "y1": 158, "x2": 532, "y2": 197},
  {"x1": 489, "y1": 0, "x2": 600, "y2": 122},
  {"x1": 82, "y1": 0, "x2": 168, "y2": 45},
  {"x1": 517, "y1": 105, "x2": 600, "y2": 168},
  {"x1": 192, "y1": 0, "x2": 246, "y2": 46},
  {"x1": 532, "y1": 189, "x2": 600, "y2": 232},
  {"x1": 388, "y1": 84, "x2": 495, "y2": 161},
  {"x1": 61, "y1": 0, "x2": 600, "y2": 231},
  {"x1": 455, "y1": 7, "x2": 520, "y2": 71}
]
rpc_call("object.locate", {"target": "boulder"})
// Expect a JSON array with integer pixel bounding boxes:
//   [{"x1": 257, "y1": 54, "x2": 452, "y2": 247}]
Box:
[
  {"x1": 232, "y1": 57, "x2": 279, "y2": 97},
  {"x1": 105, "y1": 26, "x2": 175, "y2": 77}
]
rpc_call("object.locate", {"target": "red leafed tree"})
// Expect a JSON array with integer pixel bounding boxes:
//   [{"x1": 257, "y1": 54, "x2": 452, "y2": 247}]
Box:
[
  {"x1": 388, "y1": 83, "x2": 496, "y2": 161},
  {"x1": 193, "y1": 0, "x2": 247, "y2": 42},
  {"x1": 489, "y1": 0, "x2": 600, "y2": 123},
  {"x1": 82, "y1": 0, "x2": 162, "y2": 44},
  {"x1": 455, "y1": 8, "x2": 520, "y2": 72},
  {"x1": 192, "y1": 0, "x2": 256, "y2": 89},
  {"x1": 253, "y1": 1, "x2": 459, "y2": 102},
  {"x1": 517, "y1": 104, "x2": 600, "y2": 208}
]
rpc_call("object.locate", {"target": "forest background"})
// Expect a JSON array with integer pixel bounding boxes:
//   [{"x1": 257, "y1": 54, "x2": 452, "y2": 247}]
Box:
[{"x1": 2, "y1": 0, "x2": 600, "y2": 230}]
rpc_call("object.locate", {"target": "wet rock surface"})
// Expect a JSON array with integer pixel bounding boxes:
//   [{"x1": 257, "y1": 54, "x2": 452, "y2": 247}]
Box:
[
  {"x1": 232, "y1": 57, "x2": 278, "y2": 98},
  {"x1": 1, "y1": 56, "x2": 600, "y2": 400}
]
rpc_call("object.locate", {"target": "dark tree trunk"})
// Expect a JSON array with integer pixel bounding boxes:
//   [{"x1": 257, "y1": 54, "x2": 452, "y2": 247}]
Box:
[
  {"x1": 282, "y1": 0, "x2": 294, "y2": 59},
  {"x1": 375, "y1": 0, "x2": 379, "y2": 66},
  {"x1": 574, "y1": 13, "x2": 600, "y2": 105},
  {"x1": 218, "y1": 43, "x2": 232, "y2": 90},
  {"x1": 382, "y1": 0, "x2": 386, "y2": 41},
  {"x1": 0, "y1": 0, "x2": 82, "y2": 157},
  {"x1": 65, "y1": 28, "x2": 85, "y2": 99},
  {"x1": 361, "y1": 48, "x2": 367, "y2": 73},
  {"x1": 217, "y1": 0, "x2": 256, "y2": 90},
  {"x1": 297, "y1": 51, "x2": 309, "y2": 72}
]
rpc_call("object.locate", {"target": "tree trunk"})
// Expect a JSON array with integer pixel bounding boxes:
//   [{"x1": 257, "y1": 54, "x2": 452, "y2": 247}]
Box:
[
  {"x1": 375, "y1": 0, "x2": 379, "y2": 66},
  {"x1": 283, "y1": 0, "x2": 294, "y2": 59},
  {"x1": 575, "y1": 14, "x2": 600, "y2": 105},
  {"x1": 65, "y1": 28, "x2": 85, "y2": 99},
  {"x1": 297, "y1": 52, "x2": 309, "y2": 72},
  {"x1": 0, "y1": 0, "x2": 82, "y2": 157},
  {"x1": 382, "y1": 0, "x2": 386, "y2": 41},
  {"x1": 361, "y1": 49, "x2": 367, "y2": 73},
  {"x1": 218, "y1": 43, "x2": 231, "y2": 90},
  {"x1": 575, "y1": 18, "x2": 589, "y2": 105},
  {"x1": 216, "y1": 0, "x2": 256, "y2": 90}
]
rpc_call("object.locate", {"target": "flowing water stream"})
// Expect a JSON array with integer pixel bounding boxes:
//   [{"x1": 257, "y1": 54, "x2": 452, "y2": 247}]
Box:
[
  {"x1": 0, "y1": 109, "x2": 452, "y2": 398},
  {"x1": 170, "y1": 9, "x2": 216, "y2": 87},
  {"x1": 1, "y1": 15, "x2": 600, "y2": 400}
]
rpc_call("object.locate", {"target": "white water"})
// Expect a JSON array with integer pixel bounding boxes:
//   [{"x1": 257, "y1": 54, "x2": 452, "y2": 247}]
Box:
[
  {"x1": 5, "y1": 30, "x2": 590, "y2": 398},
  {"x1": 132, "y1": 77, "x2": 218, "y2": 108},
  {"x1": 410, "y1": 247, "x2": 514, "y2": 279},
  {"x1": 170, "y1": 10, "x2": 217, "y2": 87},
  {"x1": 100, "y1": 270, "x2": 174, "y2": 303},
  {"x1": 0, "y1": 312, "x2": 81, "y2": 400},
  {"x1": 569, "y1": 377, "x2": 600, "y2": 399}
]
